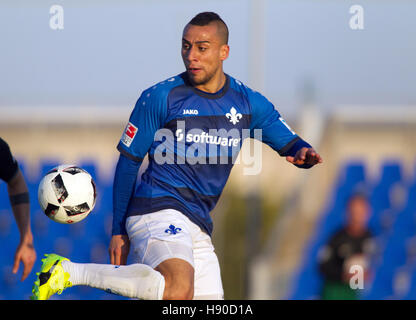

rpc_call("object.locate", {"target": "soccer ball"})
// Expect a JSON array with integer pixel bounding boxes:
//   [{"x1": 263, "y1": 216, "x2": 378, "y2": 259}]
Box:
[{"x1": 38, "y1": 164, "x2": 97, "y2": 224}]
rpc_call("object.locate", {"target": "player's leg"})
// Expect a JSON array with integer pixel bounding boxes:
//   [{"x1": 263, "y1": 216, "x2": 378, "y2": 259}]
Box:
[
  {"x1": 155, "y1": 258, "x2": 194, "y2": 300},
  {"x1": 31, "y1": 209, "x2": 195, "y2": 300},
  {"x1": 127, "y1": 209, "x2": 197, "y2": 300},
  {"x1": 62, "y1": 259, "x2": 165, "y2": 299},
  {"x1": 127, "y1": 209, "x2": 223, "y2": 300},
  {"x1": 192, "y1": 243, "x2": 224, "y2": 299},
  {"x1": 186, "y1": 216, "x2": 224, "y2": 300},
  {"x1": 64, "y1": 257, "x2": 195, "y2": 301},
  {"x1": 66, "y1": 257, "x2": 195, "y2": 300},
  {"x1": 31, "y1": 253, "x2": 165, "y2": 300},
  {"x1": 131, "y1": 209, "x2": 224, "y2": 300}
]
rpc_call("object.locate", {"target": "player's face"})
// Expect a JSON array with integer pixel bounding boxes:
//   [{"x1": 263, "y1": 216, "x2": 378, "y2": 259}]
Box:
[
  {"x1": 181, "y1": 23, "x2": 229, "y2": 90},
  {"x1": 348, "y1": 198, "x2": 370, "y2": 228}
]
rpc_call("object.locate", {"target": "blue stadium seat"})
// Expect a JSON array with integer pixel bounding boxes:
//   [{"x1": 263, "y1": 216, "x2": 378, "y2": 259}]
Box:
[
  {"x1": 38, "y1": 159, "x2": 61, "y2": 177},
  {"x1": 402, "y1": 264, "x2": 416, "y2": 299},
  {"x1": 368, "y1": 160, "x2": 403, "y2": 235},
  {"x1": 289, "y1": 159, "x2": 416, "y2": 300},
  {"x1": 362, "y1": 181, "x2": 416, "y2": 299},
  {"x1": 1, "y1": 265, "x2": 20, "y2": 300},
  {"x1": 77, "y1": 160, "x2": 99, "y2": 184},
  {"x1": 288, "y1": 161, "x2": 367, "y2": 299},
  {"x1": 0, "y1": 183, "x2": 10, "y2": 211},
  {"x1": 0, "y1": 209, "x2": 13, "y2": 239}
]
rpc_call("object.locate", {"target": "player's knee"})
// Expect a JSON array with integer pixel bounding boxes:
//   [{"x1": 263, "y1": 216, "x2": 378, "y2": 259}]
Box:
[
  {"x1": 156, "y1": 258, "x2": 194, "y2": 300},
  {"x1": 160, "y1": 271, "x2": 194, "y2": 299},
  {"x1": 162, "y1": 270, "x2": 194, "y2": 300},
  {"x1": 164, "y1": 280, "x2": 194, "y2": 300}
]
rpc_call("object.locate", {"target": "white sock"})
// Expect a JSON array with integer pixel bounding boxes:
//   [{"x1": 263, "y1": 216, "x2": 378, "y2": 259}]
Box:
[{"x1": 62, "y1": 261, "x2": 165, "y2": 300}]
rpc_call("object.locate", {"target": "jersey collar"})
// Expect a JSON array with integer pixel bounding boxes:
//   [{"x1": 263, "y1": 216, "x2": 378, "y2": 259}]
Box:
[{"x1": 180, "y1": 72, "x2": 230, "y2": 100}]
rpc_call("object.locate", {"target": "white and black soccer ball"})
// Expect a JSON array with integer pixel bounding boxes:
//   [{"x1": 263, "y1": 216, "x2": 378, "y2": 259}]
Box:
[{"x1": 38, "y1": 164, "x2": 97, "y2": 224}]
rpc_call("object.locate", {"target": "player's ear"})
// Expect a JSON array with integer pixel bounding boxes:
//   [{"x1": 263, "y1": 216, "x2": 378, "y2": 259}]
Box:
[{"x1": 219, "y1": 44, "x2": 229, "y2": 61}]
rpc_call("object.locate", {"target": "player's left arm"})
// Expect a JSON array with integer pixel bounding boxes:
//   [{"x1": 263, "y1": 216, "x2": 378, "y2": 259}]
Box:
[
  {"x1": 279, "y1": 137, "x2": 323, "y2": 168},
  {"x1": 249, "y1": 91, "x2": 323, "y2": 169}
]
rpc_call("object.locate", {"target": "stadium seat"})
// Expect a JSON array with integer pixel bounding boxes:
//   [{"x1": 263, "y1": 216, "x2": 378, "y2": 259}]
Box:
[
  {"x1": 289, "y1": 159, "x2": 416, "y2": 300},
  {"x1": 362, "y1": 182, "x2": 416, "y2": 299},
  {"x1": 288, "y1": 161, "x2": 367, "y2": 299},
  {"x1": 78, "y1": 160, "x2": 98, "y2": 184},
  {"x1": 368, "y1": 160, "x2": 403, "y2": 236},
  {"x1": 402, "y1": 264, "x2": 416, "y2": 299},
  {"x1": 0, "y1": 183, "x2": 10, "y2": 211},
  {"x1": 0, "y1": 209, "x2": 12, "y2": 239}
]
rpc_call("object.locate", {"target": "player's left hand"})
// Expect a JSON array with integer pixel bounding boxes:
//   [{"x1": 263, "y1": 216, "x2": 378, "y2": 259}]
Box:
[
  {"x1": 286, "y1": 147, "x2": 323, "y2": 167},
  {"x1": 13, "y1": 237, "x2": 36, "y2": 281}
]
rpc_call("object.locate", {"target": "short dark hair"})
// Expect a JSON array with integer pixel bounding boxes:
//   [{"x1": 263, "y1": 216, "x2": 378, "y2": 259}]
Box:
[{"x1": 188, "y1": 12, "x2": 229, "y2": 44}]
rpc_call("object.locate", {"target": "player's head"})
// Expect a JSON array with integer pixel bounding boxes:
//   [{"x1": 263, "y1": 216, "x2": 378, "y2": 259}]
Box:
[
  {"x1": 182, "y1": 12, "x2": 230, "y2": 88},
  {"x1": 346, "y1": 193, "x2": 371, "y2": 230}
]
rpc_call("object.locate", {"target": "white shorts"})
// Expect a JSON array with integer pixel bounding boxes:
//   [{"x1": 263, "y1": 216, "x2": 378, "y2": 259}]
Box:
[{"x1": 126, "y1": 209, "x2": 224, "y2": 300}]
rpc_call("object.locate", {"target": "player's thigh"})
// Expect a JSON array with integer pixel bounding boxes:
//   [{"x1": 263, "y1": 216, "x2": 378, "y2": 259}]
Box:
[
  {"x1": 192, "y1": 235, "x2": 224, "y2": 300},
  {"x1": 155, "y1": 257, "x2": 194, "y2": 299},
  {"x1": 126, "y1": 209, "x2": 195, "y2": 269}
]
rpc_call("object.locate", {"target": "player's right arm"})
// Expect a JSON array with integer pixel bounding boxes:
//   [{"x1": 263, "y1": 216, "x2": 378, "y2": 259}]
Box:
[
  {"x1": 109, "y1": 88, "x2": 168, "y2": 265},
  {"x1": 0, "y1": 138, "x2": 36, "y2": 281},
  {"x1": 109, "y1": 154, "x2": 140, "y2": 265}
]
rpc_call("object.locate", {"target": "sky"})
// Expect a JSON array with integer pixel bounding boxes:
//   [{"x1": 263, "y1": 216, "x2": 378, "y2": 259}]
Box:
[{"x1": 0, "y1": 0, "x2": 415, "y2": 120}]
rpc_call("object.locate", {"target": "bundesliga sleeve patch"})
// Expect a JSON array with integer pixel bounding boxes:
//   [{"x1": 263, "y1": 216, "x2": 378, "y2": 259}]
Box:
[{"x1": 121, "y1": 122, "x2": 138, "y2": 147}]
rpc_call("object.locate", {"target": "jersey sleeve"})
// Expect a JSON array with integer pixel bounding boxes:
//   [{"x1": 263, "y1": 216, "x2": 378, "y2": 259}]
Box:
[
  {"x1": 0, "y1": 137, "x2": 19, "y2": 183},
  {"x1": 112, "y1": 153, "x2": 141, "y2": 235},
  {"x1": 248, "y1": 90, "x2": 299, "y2": 155},
  {"x1": 117, "y1": 88, "x2": 168, "y2": 162}
]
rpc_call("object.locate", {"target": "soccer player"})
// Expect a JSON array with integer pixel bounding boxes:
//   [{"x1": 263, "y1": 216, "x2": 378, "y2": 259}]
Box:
[
  {"x1": 0, "y1": 137, "x2": 36, "y2": 281},
  {"x1": 31, "y1": 12, "x2": 322, "y2": 300}
]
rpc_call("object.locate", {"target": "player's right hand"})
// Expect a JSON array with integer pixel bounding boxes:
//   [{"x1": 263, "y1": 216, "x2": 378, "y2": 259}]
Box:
[
  {"x1": 13, "y1": 236, "x2": 36, "y2": 281},
  {"x1": 109, "y1": 234, "x2": 130, "y2": 265}
]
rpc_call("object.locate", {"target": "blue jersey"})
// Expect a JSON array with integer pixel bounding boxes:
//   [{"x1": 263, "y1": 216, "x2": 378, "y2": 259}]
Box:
[{"x1": 116, "y1": 72, "x2": 308, "y2": 236}]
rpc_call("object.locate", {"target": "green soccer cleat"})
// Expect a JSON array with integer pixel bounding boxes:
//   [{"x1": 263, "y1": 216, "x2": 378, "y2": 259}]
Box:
[{"x1": 31, "y1": 253, "x2": 73, "y2": 300}]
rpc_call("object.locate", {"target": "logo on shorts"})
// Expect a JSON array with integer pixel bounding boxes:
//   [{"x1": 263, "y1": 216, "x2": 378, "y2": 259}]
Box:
[{"x1": 165, "y1": 224, "x2": 182, "y2": 235}]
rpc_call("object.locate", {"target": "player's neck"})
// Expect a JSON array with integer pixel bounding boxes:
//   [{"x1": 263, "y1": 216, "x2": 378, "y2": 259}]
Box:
[
  {"x1": 194, "y1": 71, "x2": 226, "y2": 94},
  {"x1": 346, "y1": 224, "x2": 366, "y2": 237}
]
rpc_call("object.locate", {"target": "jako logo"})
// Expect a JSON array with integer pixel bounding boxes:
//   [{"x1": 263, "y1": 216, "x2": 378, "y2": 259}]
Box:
[
  {"x1": 165, "y1": 224, "x2": 182, "y2": 235},
  {"x1": 183, "y1": 109, "x2": 199, "y2": 115}
]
